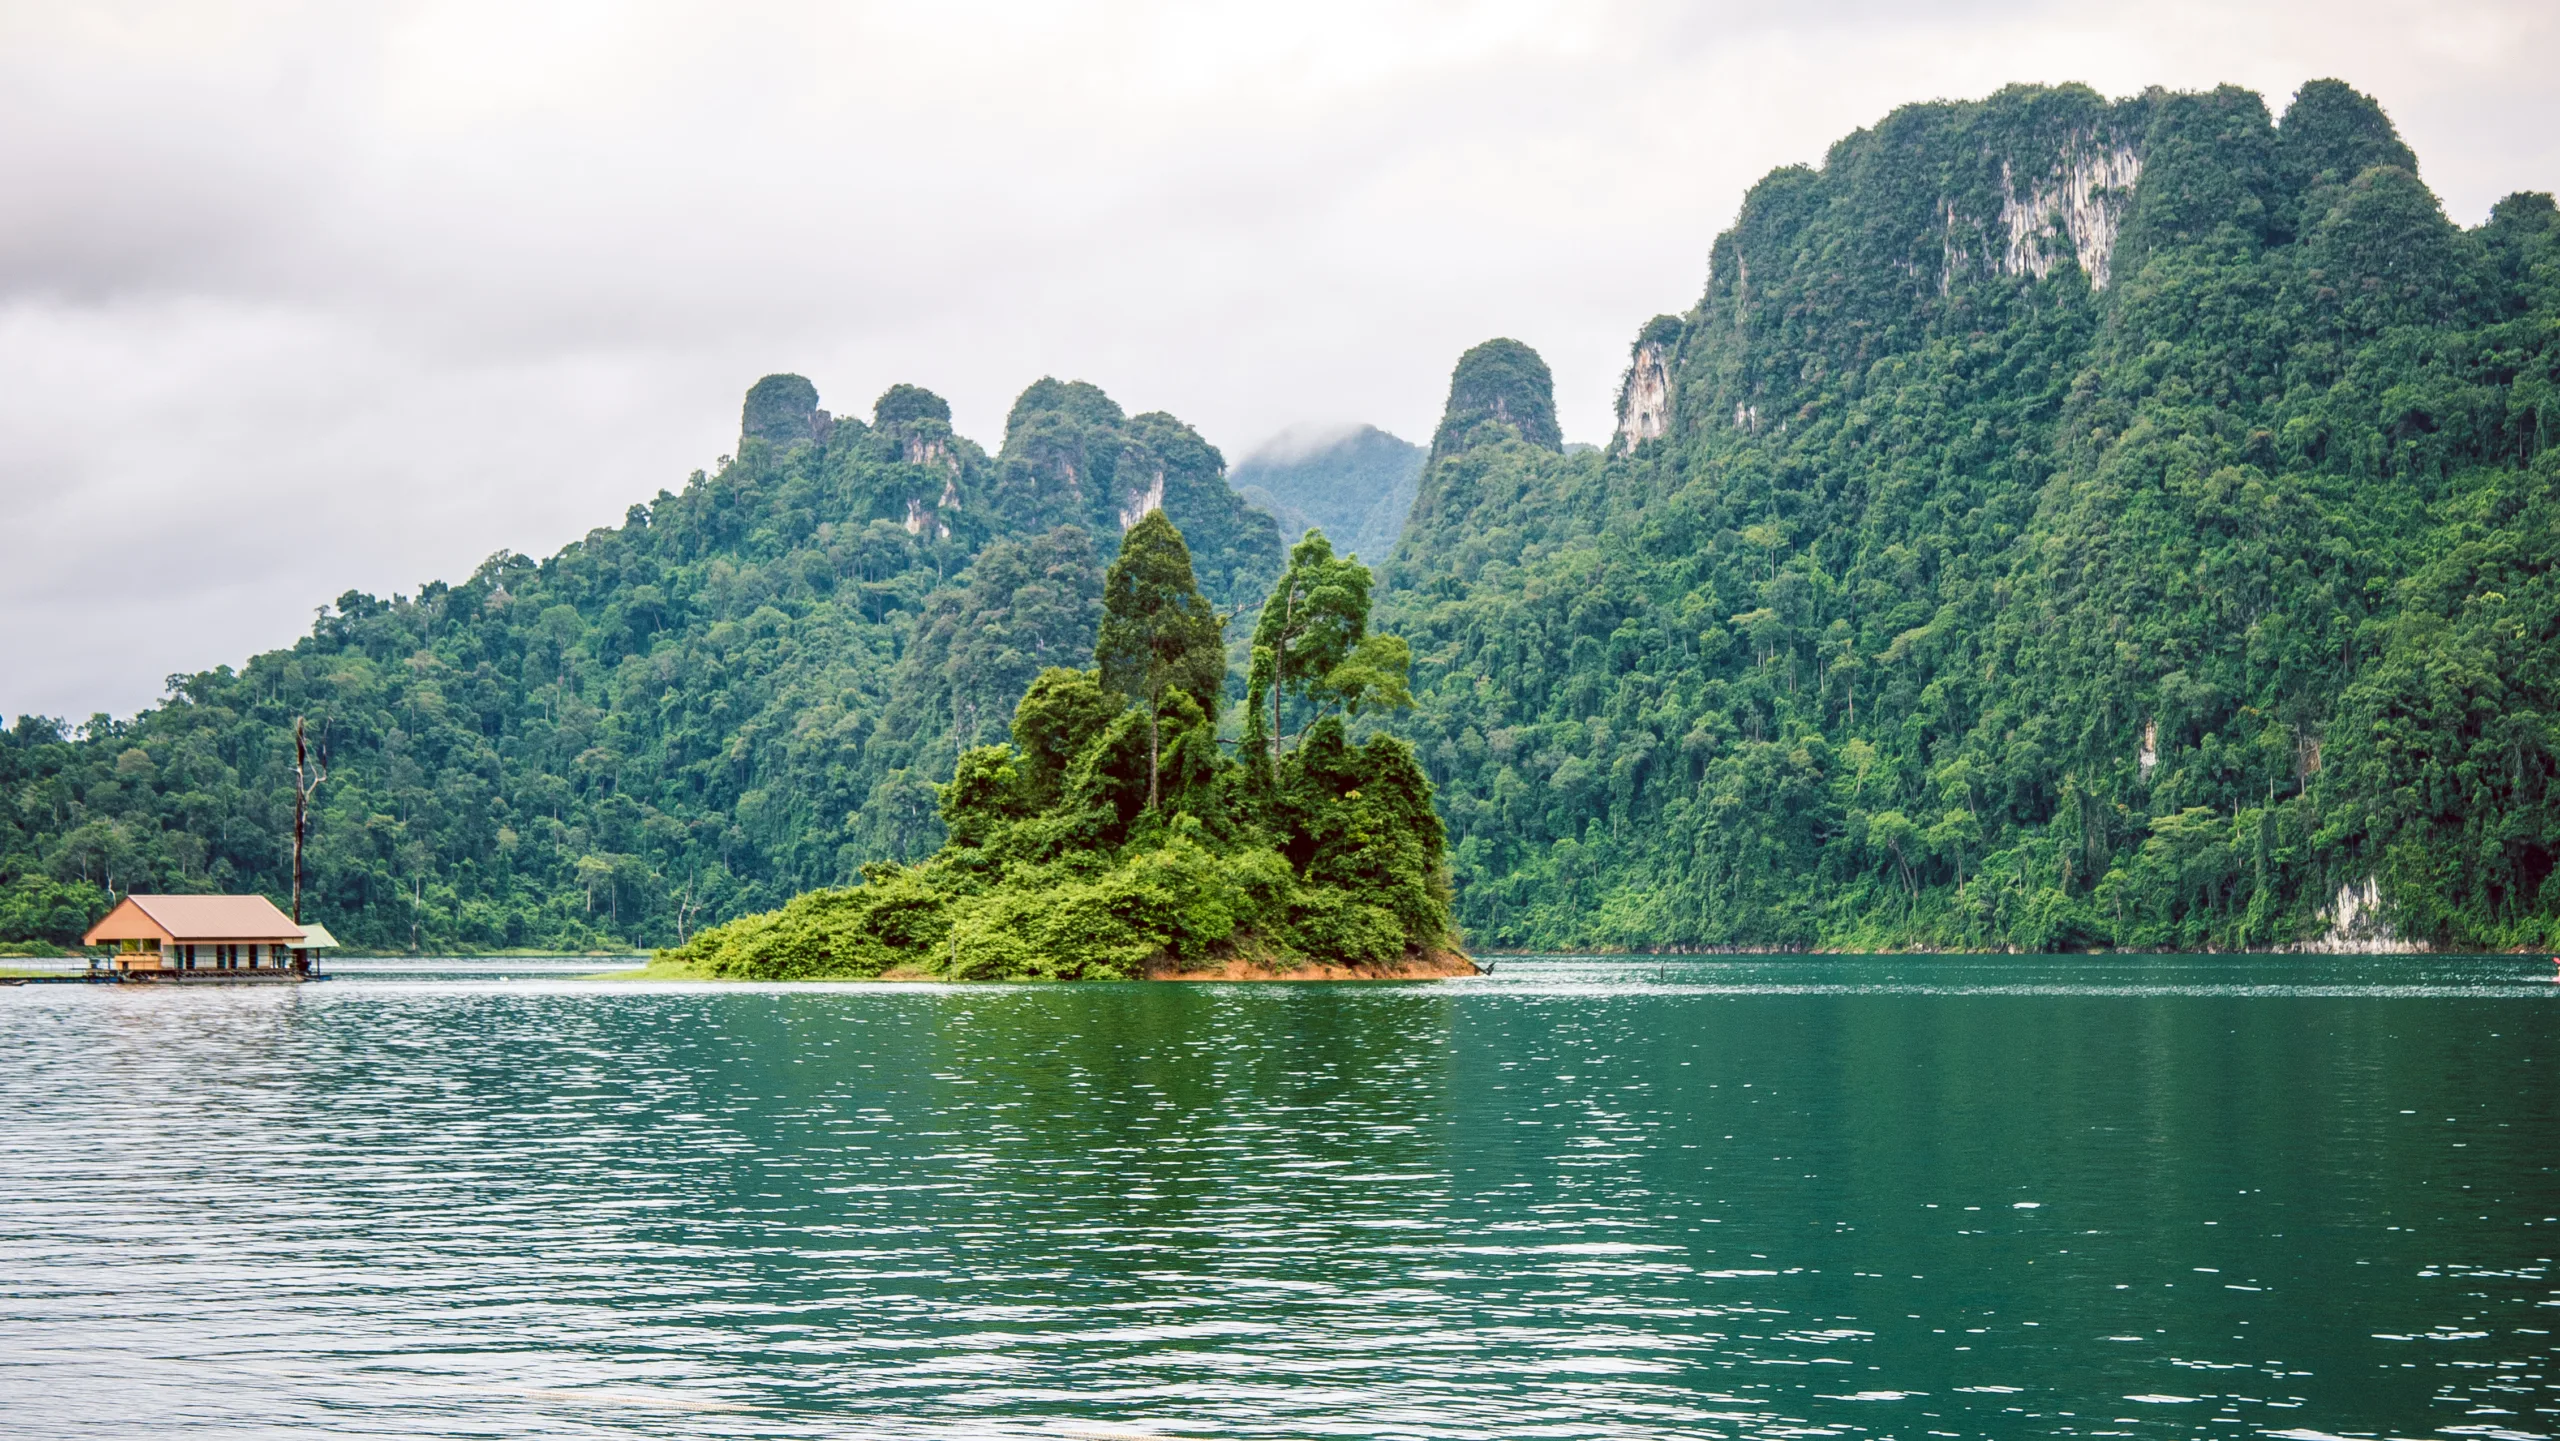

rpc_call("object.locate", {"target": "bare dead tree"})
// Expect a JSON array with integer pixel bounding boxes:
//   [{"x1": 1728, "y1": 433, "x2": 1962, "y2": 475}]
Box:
[
  {"x1": 672, "y1": 869, "x2": 704, "y2": 945},
  {"x1": 293, "y1": 717, "x2": 330, "y2": 926}
]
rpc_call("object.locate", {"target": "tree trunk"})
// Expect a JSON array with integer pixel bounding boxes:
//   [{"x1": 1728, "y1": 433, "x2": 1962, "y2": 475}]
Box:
[
  {"x1": 1147, "y1": 699, "x2": 1162, "y2": 811},
  {"x1": 1270, "y1": 635, "x2": 1286, "y2": 760},
  {"x1": 1270, "y1": 582, "x2": 1293, "y2": 759}
]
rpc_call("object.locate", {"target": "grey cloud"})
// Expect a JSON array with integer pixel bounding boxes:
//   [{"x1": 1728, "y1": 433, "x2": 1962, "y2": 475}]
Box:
[{"x1": 0, "y1": 0, "x2": 2552, "y2": 717}]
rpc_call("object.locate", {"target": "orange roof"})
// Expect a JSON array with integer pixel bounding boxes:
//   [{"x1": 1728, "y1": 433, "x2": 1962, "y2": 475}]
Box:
[{"x1": 83, "y1": 894, "x2": 307, "y2": 945}]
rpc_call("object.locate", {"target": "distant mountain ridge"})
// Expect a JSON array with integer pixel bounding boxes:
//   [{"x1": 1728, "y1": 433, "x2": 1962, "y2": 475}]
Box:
[{"x1": 1231, "y1": 424, "x2": 1425, "y2": 570}]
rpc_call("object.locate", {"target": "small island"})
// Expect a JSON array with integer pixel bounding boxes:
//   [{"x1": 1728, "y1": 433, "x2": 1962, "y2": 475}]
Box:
[{"x1": 648, "y1": 513, "x2": 1469, "y2": 981}]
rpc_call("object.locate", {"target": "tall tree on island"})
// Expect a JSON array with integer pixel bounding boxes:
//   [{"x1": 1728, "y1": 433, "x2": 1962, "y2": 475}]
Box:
[
  {"x1": 1094, "y1": 511, "x2": 1225, "y2": 812},
  {"x1": 1245, "y1": 530, "x2": 1410, "y2": 762}
]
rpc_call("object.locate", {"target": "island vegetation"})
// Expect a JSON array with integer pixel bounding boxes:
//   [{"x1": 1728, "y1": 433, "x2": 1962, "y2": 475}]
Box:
[{"x1": 650, "y1": 515, "x2": 1460, "y2": 979}]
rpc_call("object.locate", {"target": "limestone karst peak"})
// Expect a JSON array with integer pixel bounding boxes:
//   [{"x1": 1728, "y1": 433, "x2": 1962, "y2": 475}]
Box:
[
  {"x1": 2279, "y1": 79, "x2": 2417, "y2": 192},
  {"x1": 1430, "y1": 338, "x2": 1561, "y2": 460},
  {"x1": 873, "y1": 383, "x2": 952, "y2": 431},
  {"x1": 740, "y1": 373, "x2": 830, "y2": 451}
]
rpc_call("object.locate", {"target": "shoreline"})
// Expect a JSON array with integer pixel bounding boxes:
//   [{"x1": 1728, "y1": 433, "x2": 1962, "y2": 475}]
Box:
[
  {"x1": 584, "y1": 947, "x2": 1480, "y2": 984},
  {"x1": 1144, "y1": 947, "x2": 1478, "y2": 982},
  {"x1": 1467, "y1": 944, "x2": 2505, "y2": 957}
]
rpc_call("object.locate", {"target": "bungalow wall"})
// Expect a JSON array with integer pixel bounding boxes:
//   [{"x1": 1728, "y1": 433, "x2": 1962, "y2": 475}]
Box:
[{"x1": 166, "y1": 943, "x2": 285, "y2": 970}]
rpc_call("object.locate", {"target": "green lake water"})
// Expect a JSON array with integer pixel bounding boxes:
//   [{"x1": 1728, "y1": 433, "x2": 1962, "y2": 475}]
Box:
[{"x1": 2, "y1": 954, "x2": 2554, "y2": 1439}]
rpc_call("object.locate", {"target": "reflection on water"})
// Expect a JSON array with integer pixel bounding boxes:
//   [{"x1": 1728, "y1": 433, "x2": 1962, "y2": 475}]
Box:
[
  {"x1": 1, "y1": 955, "x2": 2552, "y2": 1439},
  {"x1": 327, "y1": 955, "x2": 652, "y2": 981}
]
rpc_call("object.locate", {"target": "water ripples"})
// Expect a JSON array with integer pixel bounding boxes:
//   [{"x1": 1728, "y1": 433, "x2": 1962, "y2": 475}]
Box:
[{"x1": 2, "y1": 956, "x2": 2554, "y2": 1438}]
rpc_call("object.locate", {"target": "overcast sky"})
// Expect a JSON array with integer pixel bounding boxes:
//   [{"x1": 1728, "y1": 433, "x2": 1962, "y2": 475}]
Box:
[{"x1": 3, "y1": 0, "x2": 2552, "y2": 720}]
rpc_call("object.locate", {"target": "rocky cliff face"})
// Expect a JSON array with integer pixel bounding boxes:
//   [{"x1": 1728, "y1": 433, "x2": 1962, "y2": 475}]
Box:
[
  {"x1": 1613, "y1": 316, "x2": 1683, "y2": 450},
  {"x1": 868, "y1": 384, "x2": 964, "y2": 539},
  {"x1": 1990, "y1": 137, "x2": 2142, "y2": 288}
]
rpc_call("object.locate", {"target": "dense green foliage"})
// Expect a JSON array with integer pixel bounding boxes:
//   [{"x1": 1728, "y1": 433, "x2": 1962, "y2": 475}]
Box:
[
  {"x1": 0, "y1": 377, "x2": 1283, "y2": 952},
  {"x1": 661, "y1": 517, "x2": 1453, "y2": 980},
  {"x1": 1096, "y1": 511, "x2": 1230, "y2": 810},
  {"x1": 1231, "y1": 425, "x2": 1424, "y2": 569},
  {"x1": 13, "y1": 76, "x2": 2554, "y2": 960},
  {"x1": 1380, "y1": 80, "x2": 2560, "y2": 952},
  {"x1": 1244, "y1": 531, "x2": 1413, "y2": 764}
]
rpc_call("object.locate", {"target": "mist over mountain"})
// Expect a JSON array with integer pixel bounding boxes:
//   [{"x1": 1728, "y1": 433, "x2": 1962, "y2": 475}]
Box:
[{"x1": 1232, "y1": 425, "x2": 1425, "y2": 572}]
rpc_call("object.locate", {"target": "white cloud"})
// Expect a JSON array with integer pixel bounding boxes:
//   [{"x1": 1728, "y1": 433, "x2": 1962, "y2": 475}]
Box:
[{"x1": 1, "y1": 0, "x2": 2552, "y2": 716}]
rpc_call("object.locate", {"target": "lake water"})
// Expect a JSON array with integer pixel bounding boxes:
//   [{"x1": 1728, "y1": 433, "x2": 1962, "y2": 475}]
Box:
[{"x1": 3, "y1": 955, "x2": 2554, "y2": 1440}]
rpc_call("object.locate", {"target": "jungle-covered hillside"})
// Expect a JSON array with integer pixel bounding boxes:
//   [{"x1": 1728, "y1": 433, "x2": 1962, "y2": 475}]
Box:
[
  {"x1": 1380, "y1": 80, "x2": 2560, "y2": 952},
  {"x1": 9, "y1": 77, "x2": 2555, "y2": 957},
  {"x1": 0, "y1": 377, "x2": 1283, "y2": 951}
]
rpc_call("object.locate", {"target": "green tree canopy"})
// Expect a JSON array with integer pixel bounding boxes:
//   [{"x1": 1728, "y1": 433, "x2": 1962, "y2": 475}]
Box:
[
  {"x1": 1244, "y1": 529, "x2": 1375, "y2": 760},
  {"x1": 1095, "y1": 510, "x2": 1226, "y2": 811},
  {"x1": 1430, "y1": 339, "x2": 1562, "y2": 458}
]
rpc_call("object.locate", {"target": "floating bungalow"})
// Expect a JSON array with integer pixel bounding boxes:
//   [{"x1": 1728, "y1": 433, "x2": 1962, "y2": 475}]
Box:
[{"x1": 81, "y1": 895, "x2": 337, "y2": 980}]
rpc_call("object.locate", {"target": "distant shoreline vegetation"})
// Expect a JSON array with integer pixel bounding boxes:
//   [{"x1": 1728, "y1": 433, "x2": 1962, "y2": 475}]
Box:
[{"x1": 651, "y1": 515, "x2": 1465, "y2": 981}]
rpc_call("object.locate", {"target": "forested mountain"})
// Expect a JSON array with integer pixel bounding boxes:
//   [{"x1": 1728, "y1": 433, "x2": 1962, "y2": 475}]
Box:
[
  {"x1": 9, "y1": 77, "x2": 2553, "y2": 957},
  {"x1": 0, "y1": 376, "x2": 1281, "y2": 951},
  {"x1": 1379, "y1": 80, "x2": 2560, "y2": 952},
  {"x1": 1231, "y1": 425, "x2": 1425, "y2": 569}
]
